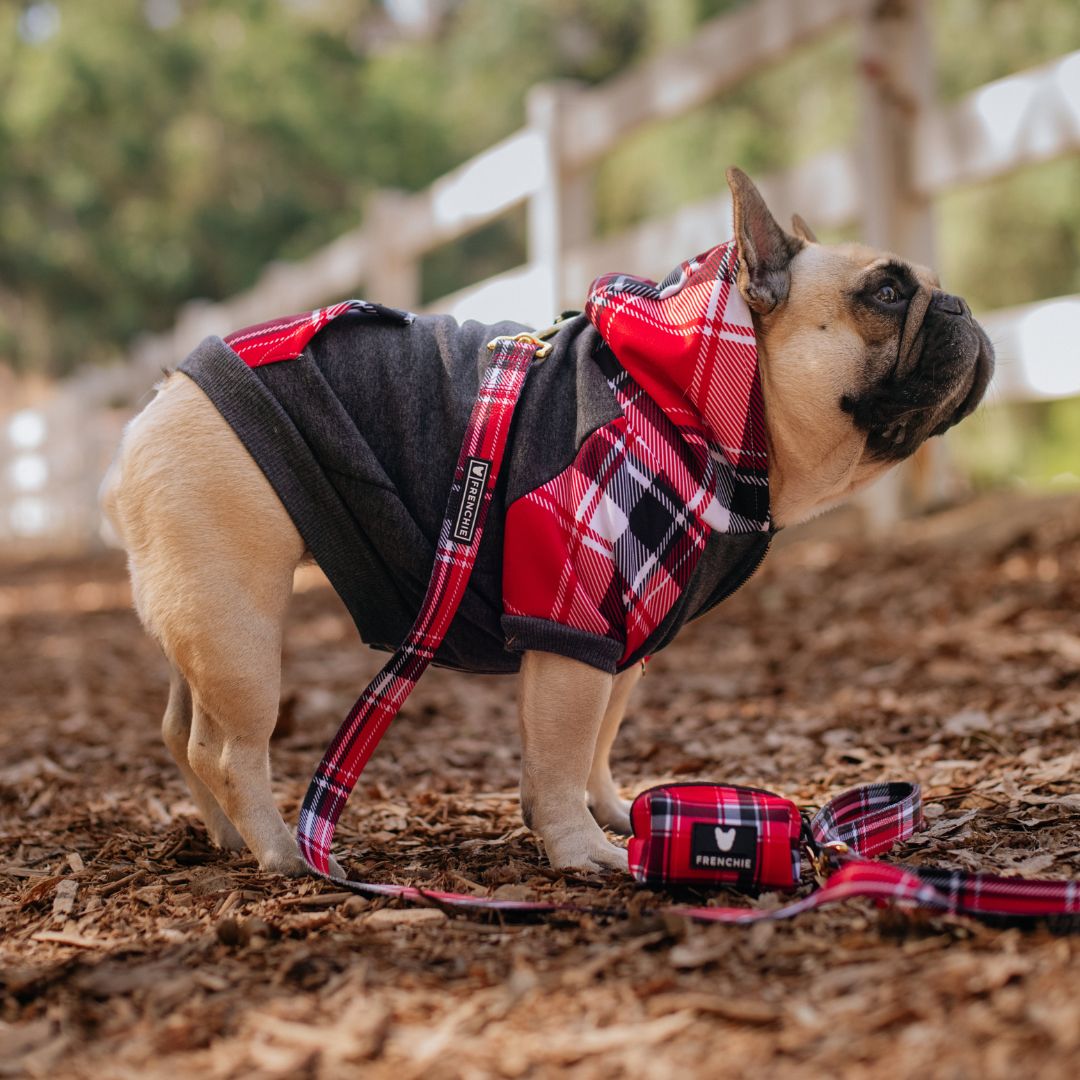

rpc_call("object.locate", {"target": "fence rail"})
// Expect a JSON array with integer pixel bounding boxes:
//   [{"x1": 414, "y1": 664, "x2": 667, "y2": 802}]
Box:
[{"x1": 3, "y1": 0, "x2": 1079, "y2": 550}]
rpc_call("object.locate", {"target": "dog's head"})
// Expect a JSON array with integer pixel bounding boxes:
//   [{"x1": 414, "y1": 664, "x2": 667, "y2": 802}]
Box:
[{"x1": 726, "y1": 168, "x2": 994, "y2": 525}]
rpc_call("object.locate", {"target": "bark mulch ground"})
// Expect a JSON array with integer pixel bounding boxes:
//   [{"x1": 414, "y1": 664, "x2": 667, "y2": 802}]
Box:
[{"x1": 1, "y1": 490, "x2": 1079, "y2": 1079}]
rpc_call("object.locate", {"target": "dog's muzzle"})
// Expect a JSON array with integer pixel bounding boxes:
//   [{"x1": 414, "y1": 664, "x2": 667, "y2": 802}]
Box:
[
  {"x1": 925, "y1": 290, "x2": 995, "y2": 435},
  {"x1": 845, "y1": 286, "x2": 995, "y2": 459}
]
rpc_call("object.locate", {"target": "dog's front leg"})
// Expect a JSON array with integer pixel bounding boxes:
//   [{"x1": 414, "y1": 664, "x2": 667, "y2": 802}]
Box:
[
  {"x1": 518, "y1": 651, "x2": 628, "y2": 872},
  {"x1": 587, "y1": 664, "x2": 642, "y2": 836}
]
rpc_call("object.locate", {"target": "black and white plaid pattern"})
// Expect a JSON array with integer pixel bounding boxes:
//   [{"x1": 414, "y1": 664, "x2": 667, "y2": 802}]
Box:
[{"x1": 629, "y1": 783, "x2": 803, "y2": 890}]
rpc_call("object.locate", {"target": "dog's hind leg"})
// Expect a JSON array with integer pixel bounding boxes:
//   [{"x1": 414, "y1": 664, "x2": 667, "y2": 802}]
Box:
[
  {"x1": 518, "y1": 651, "x2": 628, "y2": 872},
  {"x1": 111, "y1": 374, "x2": 321, "y2": 876},
  {"x1": 161, "y1": 662, "x2": 245, "y2": 851},
  {"x1": 182, "y1": 616, "x2": 307, "y2": 876},
  {"x1": 586, "y1": 664, "x2": 641, "y2": 836}
]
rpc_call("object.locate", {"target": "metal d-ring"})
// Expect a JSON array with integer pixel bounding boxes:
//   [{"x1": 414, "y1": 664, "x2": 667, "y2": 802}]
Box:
[{"x1": 485, "y1": 332, "x2": 553, "y2": 360}]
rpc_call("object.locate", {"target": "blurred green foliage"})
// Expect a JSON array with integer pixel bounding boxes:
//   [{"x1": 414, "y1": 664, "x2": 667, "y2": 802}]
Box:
[
  {"x1": 939, "y1": 160, "x2": 1080, "y2": 312},
  {"x1": 0, "y1": 0, "x2": 655, "y2": 372},
  {"x1": 1, "y1": 0, "x2": 1079, "y2": 402},
  {"x1": 952, "y1": 397, "x2": 1080, "y2": 490},
  {"x1": 933, "y1": 0, "x2": 1080, "y2": 99},
  {"x1": 593, "y1": 28, "x2": 858, "y2": 236}
]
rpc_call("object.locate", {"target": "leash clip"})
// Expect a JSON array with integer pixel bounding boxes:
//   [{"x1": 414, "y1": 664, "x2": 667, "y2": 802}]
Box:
[
  {"x1": 811, "y1": 840, "x2": 850, "y2": 880},
  {"x1": 486, "y1": 332, "x2": 553, "y2": 360}
]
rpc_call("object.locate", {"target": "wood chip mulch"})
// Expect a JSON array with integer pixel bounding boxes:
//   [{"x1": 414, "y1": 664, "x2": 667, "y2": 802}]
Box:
[{"x1": 2, "y1": 490, "x2": 1079, "y2": 1079}]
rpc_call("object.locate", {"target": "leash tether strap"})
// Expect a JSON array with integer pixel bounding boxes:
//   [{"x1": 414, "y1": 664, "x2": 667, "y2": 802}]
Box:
[
  {"x1": 296, "y1": 333, "x2": 543, "y2": 878},
  {"x1": 674, "y1": 782, "x2": 1080, "y2": 925}
]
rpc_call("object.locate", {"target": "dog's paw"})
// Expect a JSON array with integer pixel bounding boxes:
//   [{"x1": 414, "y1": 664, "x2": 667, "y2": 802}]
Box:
[
  {"x1": 259, "y1": 849, "x2": 312, "y2": 877},
  {"x1": 259, "y1": 847, "x2": 346, "y2": 880},
  {"x1": 545, "y1": 831, "x2": 629, "y2": 874},
  {"x1": 206, "y1": 816, "x2": 247, "y2": 853},
  {"x1": 589, "y1": 796, "x2": 633, "y2": 837}
]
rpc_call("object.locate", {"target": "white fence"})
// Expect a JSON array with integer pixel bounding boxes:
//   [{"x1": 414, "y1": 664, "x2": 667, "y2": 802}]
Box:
[{"x1": 3, "y1": 0, "x2": 1079, "y2": 551}]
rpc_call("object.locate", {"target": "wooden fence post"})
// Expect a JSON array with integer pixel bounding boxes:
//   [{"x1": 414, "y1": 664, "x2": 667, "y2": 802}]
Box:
[
  {"x1": 856, "y1": 0, "x2": 941, "y2": 526},
  {"x1": 526, "y1": 82, "x2": 593, "y2": 320},
  {"x1": 367, "y1": 190, "x2": 422, "y2": 310},
  {"x1": 858, "y1": 0, "x2": 936, "y2": 265}
]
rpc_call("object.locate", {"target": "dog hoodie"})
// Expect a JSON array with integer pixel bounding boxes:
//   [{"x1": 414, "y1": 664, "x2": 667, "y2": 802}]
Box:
[{"x1": 178, "y1": 238, "x2": 771, "y2": 674}]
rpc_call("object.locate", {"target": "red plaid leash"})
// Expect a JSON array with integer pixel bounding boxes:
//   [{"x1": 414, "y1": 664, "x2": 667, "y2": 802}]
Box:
[
  {"x1": 295, "y1": 331, "x2": 544, "y2": 877},
  {"x1": 809, "y1": 783, "x2": 1080, "y2": 922},
  {"x1": 307, "y1": 774, "x2": 1079, "y2": 923}
]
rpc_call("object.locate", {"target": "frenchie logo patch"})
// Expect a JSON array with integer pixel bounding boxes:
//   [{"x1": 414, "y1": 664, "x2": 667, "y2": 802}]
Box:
[
  {"x1": 690, "y1": 822, "x2": 757, "y2": 874},
  {"x1": 453, "y1": 457, "x2": 491, "y2": 543},
  {"x1": 714, "y1": 826, "x2": 737, "y2": 852}
]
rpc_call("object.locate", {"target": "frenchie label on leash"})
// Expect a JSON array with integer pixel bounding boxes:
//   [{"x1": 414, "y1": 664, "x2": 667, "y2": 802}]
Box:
[
  {"x1": 453, "y1": 457, "x2": 491, "y2": 544},
  {"x1": 101, "y1": 169, "x2": 994, "y2": 878}
]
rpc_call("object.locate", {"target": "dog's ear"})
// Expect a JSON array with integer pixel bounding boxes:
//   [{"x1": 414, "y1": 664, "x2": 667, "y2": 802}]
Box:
[
  {"x1": 726, "y1": 167, "x2": 803, "y2": 315},
  {"x1": 791, "y1": 213, "x2": 818, "y2": 244}
]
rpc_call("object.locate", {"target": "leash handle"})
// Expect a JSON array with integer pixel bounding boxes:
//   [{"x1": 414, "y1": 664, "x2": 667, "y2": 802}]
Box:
[
  {"x1": 808, "y1": 782, "x2": 1080, "y2": 922},
  {"x1": 296, "y1": 334, "x2": 543, "y2": 877}
]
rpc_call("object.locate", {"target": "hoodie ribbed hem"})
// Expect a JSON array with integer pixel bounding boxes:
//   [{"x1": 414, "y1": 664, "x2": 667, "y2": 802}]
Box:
[{"x1": 501, "y1": 615, "x2": 622, "y2": 674}]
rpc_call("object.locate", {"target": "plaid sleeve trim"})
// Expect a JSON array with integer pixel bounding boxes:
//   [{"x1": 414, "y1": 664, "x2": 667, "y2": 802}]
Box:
[{"x1": 224, "y1": 300, "x2": 413, "y2": 368}]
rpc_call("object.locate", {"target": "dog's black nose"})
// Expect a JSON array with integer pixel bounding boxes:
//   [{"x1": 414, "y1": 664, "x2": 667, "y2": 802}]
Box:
[{"x1": 932, "y1": 291, "x2": 967, "y2": 317}]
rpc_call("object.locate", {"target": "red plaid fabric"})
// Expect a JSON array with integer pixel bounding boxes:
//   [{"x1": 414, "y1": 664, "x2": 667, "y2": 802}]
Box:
[
  {"x1": 295, "y1": 334, "x2": 538, "y2": 876},
  {"x1": 808, "y1": 782, "x2": 1080, "y2": 921},
  {"x1": 585, "y1": 239, "x2": 765, "y2": 477},
  {"x1": 810, "y1": 781, "x2": 925, "y2": 858},
  {"x1": 896, "y1": 864, "x2": 1080, "y2": 919},
  {"x1": 503, "y1": 239, "x2": 769, "y2": 665},
  {"x1": 628, "y1": 783, "x2": 802, "y2": 890},
  {"x1": 224, "y1": 299, "x2": 411, "y2": 367}
]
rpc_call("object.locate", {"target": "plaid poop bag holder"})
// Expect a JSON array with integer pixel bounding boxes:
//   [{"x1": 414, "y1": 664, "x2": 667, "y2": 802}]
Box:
[{"x1": 628, "y1": 783, "x2": 803, "y2": 892}]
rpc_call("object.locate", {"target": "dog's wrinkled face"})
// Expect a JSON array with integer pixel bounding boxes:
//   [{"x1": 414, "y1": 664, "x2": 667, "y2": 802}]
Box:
[
  {"x1": 726, "y1": 168, "x2": 994, "y2": 525},
  {"x1": 835, "y1": 259, "x2": 994, "y2": 460}
]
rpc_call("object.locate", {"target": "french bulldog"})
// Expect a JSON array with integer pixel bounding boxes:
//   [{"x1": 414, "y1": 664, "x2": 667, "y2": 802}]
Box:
[{"x1": 101, "y1": 169, "x2": 994, "y2": 875}]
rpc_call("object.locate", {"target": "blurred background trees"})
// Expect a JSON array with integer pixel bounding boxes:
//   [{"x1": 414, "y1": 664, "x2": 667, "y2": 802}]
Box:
[
  {"x1": 1, "y1": 0, "x2": 1078, "y2": 481},
  {"x1": 0, "y1": 0, "x2": 654, "y2": 373}
]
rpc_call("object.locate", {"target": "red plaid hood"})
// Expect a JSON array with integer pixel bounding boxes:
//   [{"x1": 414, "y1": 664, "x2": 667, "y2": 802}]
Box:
[
  {"x1": 584, "y1": 238, "x2": 767, "y2": 496},
  {"x1": 503, "y1": 238, "x2": 770, "y2": 670}
]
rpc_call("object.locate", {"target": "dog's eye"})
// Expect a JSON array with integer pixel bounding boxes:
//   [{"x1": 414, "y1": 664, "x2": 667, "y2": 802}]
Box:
[{"x1": 875, "y1": 281, "x2": 902, "y2": 305}]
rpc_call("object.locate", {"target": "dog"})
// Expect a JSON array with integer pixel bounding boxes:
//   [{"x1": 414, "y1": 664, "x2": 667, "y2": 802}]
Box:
[{"x1": 101, "y1": 169, "x2": 994, "y2": 876}]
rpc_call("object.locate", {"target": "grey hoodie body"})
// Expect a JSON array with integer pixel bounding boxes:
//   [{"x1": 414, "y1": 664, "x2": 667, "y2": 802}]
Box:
[{"x1": 178, "y1": 311, "x2": 770, "y2": 674}]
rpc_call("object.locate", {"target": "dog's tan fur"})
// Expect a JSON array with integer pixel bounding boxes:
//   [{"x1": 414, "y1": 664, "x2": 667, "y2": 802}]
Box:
[
  {"x1": 101, "y1": 171, "x2": 979, "y2": 874},
  {"x1": 760, "y1": 243, "x2": 941, "y2": 526}
]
